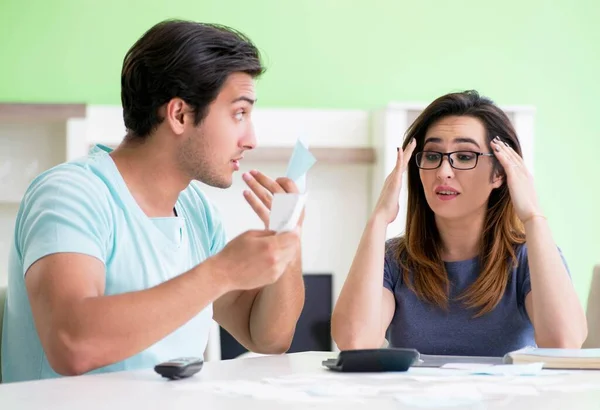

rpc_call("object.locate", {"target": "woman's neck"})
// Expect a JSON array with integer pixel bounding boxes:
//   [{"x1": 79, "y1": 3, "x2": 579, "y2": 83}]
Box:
[{"x1": 435, "y1": 207, "x2": 486, "y2": 262}]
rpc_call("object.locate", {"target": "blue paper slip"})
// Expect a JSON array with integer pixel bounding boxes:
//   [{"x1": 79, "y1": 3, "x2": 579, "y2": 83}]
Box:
[{"x1": 285, "y1": 139, "x2": 316, "y2": 192}]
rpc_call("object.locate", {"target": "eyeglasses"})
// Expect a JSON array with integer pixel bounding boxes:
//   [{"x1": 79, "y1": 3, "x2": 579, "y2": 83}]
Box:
[{"x1": 415, "y1": 151, "x2": 494, "y2": 170}]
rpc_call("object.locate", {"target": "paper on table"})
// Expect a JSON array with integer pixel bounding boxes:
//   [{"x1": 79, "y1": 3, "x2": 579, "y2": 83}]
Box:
[
  {"x1": 537, "y1": 383, "x2": 600, "y2": 393},
  {"x1": 396, "y1": 367, "x2": 470, "y2": 382},
  {"x1": 506, "y1": 376, "x2": 567, "y2": 386},
  {"x1": 285, "y1": 139, "x2": 316, "y2": 193},
  {"x1": 395, "y1": 384, "x2": 483, "y2": 408},
  {"x1": 475, "y1": 383, "x2": 539, "y2": 396},
  {"x1": 176, "y1": 371, "x2": 572, "y2": 405},
  {"x1": 264, "y1": 374, "x2": 417, "y2": 395},
  {"x1": 175, "y1": 380, "x2": 343, "y2": 403},
  {"x1": 396, "y1": 396, "x2": 483, "y2": 408},
  {"x1": 471, "y1": 362, "x2": 544, "y2": 376},
  {"x1": 440, "y1": 363, "x2": 494, "y2": 370},
  {"x1": 395, "y1": 381, "x2": 540, "y2": 408},
  {"x1": 405, "y1": 367, "x2": 472, "y2": 377},
  {"x1": 304, "y1": 383, "x2": 381, "y2": 398},
  {"x1": 268, "y1": 193, "x2": 306, "y2": 233}
]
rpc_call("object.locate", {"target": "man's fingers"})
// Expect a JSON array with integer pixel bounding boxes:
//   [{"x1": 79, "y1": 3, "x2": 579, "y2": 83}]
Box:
[
  {"x1": 240, "y1": 229, "x2": 275, "y2": 239},
  {"x1": 275, "y1": 177, "x2": 299, "y2": 194},
  {"x1": 250, "y1": 170, "x2": 285, "y2": 194},
  {"x1": 274, "y1": 229, "x2": 301, "y2": 249},
  {"x1": 243, "y1": 172, "x2": 274, "y2": 209},
  {"x1": 297, "y1": 208, "x2": 305, "y2": 227},
  {"x1": 243, "y1": 190, "x2": 270, "y2": 227}
]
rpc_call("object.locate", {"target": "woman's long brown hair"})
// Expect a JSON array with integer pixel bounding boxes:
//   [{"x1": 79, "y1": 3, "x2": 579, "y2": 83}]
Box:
[{"x1": 393, "y1": 90, "x2": 526, "y2": 317}]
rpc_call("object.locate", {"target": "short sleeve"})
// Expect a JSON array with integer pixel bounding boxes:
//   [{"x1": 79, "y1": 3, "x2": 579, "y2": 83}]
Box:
[
  {"x1": 383, "y1": 240, "x2": 401, "y2": 292},
  {"x1": 16, "y1": 167, "x2": 111, "y2": 275},
  {"x1": 517, "y1": 243, "x2": 570, "y2": 313},
  {"x1": 209, "y1": 215, "x2": 227, "y2": 256}
]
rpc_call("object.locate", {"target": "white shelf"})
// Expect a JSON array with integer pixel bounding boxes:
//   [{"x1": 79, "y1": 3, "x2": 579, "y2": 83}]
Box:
[
  {"x1": 97, "y1": 143, "x2": 376, "y2": 165},
  {"x1": 0, "y1": 199, "x2": 23, "y2": 205},
  {"x1": 0, "y1": 103, "x2": 85, "y2": 121}
]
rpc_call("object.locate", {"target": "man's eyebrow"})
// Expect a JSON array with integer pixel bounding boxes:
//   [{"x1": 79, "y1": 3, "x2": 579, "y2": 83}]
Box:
[{"x1": 231, "y1": 96, "x2": 256, "y2": 105}]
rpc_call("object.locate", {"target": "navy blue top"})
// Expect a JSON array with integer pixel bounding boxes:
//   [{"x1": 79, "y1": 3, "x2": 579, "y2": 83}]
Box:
[{"x1": 383, "y1": 242, "x2": 568, "y2": 357}]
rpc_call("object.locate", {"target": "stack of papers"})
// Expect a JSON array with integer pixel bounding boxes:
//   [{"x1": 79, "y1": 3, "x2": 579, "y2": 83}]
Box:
[
  {"x1": 174, "y1": 367, "x2": 592, "y2": 405},
  {"x1": 504, "y1": 347, "x2": 600, "y2": 369}
]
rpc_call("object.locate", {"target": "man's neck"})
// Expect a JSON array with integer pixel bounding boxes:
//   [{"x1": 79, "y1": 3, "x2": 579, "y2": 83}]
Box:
[
  {"x1": 110, "y1": 139, "x2": 190, "y2": 218},
  {"x1": 435, "y1": 206, "x2": 487, "y2": 262}
]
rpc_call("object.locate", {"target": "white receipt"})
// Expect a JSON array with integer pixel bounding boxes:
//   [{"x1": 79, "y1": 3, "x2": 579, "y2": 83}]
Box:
[{"x1": 268, "y1": 193, "x2": 306, "y2": 233}]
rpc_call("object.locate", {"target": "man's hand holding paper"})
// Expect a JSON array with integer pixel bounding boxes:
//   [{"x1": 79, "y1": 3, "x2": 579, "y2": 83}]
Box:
[
  {"x1": 242, "y1": 139, "x2": 316, "y2": 233},
  {"x1": 242, "y1": 171, "x2": 304, "y2": 230}
]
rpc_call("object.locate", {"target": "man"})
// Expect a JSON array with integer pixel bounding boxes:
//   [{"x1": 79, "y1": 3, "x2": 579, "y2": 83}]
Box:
[{"x1": 1, "y1": 19, "x2": 305, "y2": 382}]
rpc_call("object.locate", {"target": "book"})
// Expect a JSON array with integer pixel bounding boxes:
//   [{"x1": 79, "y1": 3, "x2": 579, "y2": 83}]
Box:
[{"x1": 504, "y1": 347, "x2": 600, "y2": 369}]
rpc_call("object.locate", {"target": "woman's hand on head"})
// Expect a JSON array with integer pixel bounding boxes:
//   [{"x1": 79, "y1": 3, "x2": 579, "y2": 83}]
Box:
[
  {"x1": 373, "y1": 138, "x2": 417, "y2": 225},
  {"x1": 491, "y1": 136, "x2": 542, "y2": 222}
]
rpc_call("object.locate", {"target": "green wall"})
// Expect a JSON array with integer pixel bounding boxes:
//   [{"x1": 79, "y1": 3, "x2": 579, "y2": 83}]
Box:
[{"x1": 1, "y1": 0, "x2": 599, "y2": 304}]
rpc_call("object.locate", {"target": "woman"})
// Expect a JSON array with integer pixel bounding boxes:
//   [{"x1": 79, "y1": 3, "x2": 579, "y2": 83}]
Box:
[{"x1": 331, "y1": 90, "x2": 587, "y2": 356}]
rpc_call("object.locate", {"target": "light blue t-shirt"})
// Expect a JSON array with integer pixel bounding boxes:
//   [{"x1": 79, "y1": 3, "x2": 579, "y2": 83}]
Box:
[
  {"x1": 384, "y1": 240, "x2": 569, "y2": 357},
  {"x1": 2, "y1": 145, "x2": 227, "y2": 383}
]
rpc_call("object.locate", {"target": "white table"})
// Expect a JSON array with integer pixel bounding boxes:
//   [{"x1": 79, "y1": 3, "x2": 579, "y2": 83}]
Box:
[{"x1": 2, "y1": 352, "x2": 600, "y2": 409}]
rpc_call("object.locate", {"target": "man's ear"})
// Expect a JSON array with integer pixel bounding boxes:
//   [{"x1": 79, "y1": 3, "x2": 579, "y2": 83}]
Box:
[{"x1": 165, "y1": 98, "x2": 191, "y2": 135}]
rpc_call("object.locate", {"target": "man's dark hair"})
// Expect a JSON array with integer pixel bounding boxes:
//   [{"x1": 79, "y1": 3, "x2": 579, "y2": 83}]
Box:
[{"x1": 121, "y1": 19, "x2": 265, "y2": 139}]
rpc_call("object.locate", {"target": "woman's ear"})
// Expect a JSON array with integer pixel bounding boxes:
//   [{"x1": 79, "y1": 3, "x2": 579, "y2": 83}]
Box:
[{"x1": 491, "y1": 169, "x2": 505, "y2": 189}]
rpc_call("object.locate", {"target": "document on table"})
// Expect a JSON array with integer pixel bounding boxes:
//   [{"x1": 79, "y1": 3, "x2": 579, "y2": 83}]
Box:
[
  {"x1": 440, "y1": 362, "x2": 545, "y2": 376},
  {"x1": 173, "y1": 365, "x2": 584, "y2": 405}
]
